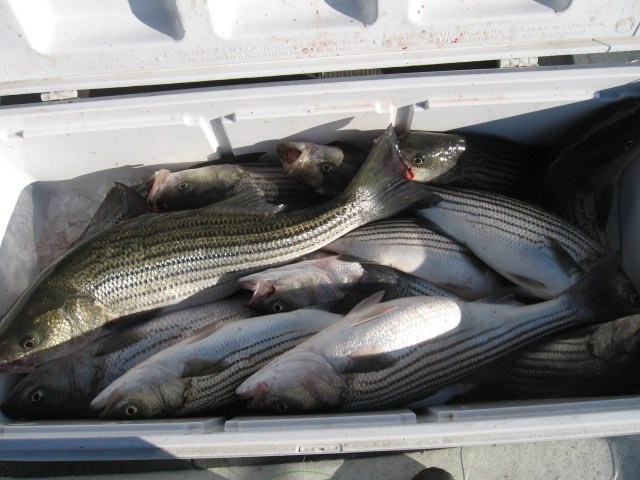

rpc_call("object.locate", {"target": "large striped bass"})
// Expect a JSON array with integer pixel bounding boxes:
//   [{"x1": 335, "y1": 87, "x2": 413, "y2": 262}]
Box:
[
  {"x1": 416, "y1": 186, "x2": 606, "y2": 299},
  {"x1": 0, "y1": 125, "x2": 428, "y2": 372},
  {"x1": 236, "y1": 256, "x2": 640, "y2": 412}
]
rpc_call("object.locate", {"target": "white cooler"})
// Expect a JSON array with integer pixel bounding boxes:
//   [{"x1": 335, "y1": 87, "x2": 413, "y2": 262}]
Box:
[{"x1": 0, "y1": 0, "x2": 640, "y2": 461}]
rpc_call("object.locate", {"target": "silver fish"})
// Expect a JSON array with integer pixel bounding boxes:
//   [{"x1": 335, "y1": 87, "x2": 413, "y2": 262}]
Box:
[
  {"x1": 236, "y1": 255, "x2": 640, "y2": 412},
  {"x1": 323, "y1": 215, "x2": 505, "y2": 300},
  {"x1": 416, "y1": 186, "x2": 606, "y2": 299},
  {"x1": 238, "y1": 254, "x2": 458, "y2": 313},
  {"x1": 90, "y1": 308, "x2": 342, "y2": 418},
  {"x1": 146, "y1": 163, "x2": 320, "y2": 212},
  {"x1": 0, "y1": 124, "x2": 426, "y2": 371},
  {"x1": 0, "y1": 295, "x2": 254, "y2": 419}
]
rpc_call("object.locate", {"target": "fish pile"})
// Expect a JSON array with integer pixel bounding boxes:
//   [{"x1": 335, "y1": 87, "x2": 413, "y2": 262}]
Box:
[{"x1": 1, "y1": 99, "x2": 640, "y2": 420}]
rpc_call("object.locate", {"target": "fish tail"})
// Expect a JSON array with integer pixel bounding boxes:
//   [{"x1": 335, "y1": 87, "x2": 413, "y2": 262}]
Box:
[
  {"x1": 568, "y1": 253, "x2": 640, "y2": 323},
  {"x1": 339, "y1": 124, "x2": 433, "y2": 223}
]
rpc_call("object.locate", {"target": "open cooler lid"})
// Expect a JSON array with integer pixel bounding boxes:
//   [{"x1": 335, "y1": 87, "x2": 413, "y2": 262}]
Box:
[{"x1": 0, "y1": 0, "x2": 639, "y2": 96}]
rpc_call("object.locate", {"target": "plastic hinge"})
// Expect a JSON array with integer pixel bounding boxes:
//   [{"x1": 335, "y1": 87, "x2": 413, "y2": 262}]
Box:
[{"x1": 499, "y1": 57, "x2": 539, "y2": 68}]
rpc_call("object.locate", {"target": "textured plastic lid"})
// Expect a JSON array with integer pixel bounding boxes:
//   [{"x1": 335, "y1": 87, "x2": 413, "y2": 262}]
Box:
[{"x1": 1, "y1": 0, "x2": 639, "y2": 96}]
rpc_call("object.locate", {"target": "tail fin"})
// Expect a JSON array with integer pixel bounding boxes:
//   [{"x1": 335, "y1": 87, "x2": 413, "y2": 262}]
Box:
[
  {"x1": 338, "y1": 125, "x2": 433, "y2": 223},
  {"x1": 568, "y1": 253, "x2": 640, "y2": 324}
]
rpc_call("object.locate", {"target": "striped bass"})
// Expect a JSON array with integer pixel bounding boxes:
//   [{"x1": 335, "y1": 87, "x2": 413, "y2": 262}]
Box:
[
  {"x1": 0, "y1": 125, "x2": 428, "y2": 372},
  {"x1": 90, "y1": 308, "x2": 342, "y2": 418},
  {"x1": 416, "y1": 186, "x2": 606, "y2": 299},
  {"x1": 236, "y1": 256, "x2": 640, "y2": 412},
  {"x1": 1, "y1": 294, "x2": 254, "y2": 419},
  {"x1": 324, "y1": 215, "x2": 506, "y2": 300}
]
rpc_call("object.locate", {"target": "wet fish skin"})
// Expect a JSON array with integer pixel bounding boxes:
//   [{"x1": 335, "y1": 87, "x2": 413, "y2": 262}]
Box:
[
  {"x1": 416, "y1": 186, "x2": 606, "y2": 299},
  {"x1": 146, "y1": 164, "x2": 321, "y2": 212},
  {"x1": 90, "y1": 309, "x2": 342, "y2": 419},
  {"x1": 324, "y1": 215, "x2": 506, "y2": 300},
  {"x1": 540, "y1": 99, "x2": 640, "y2": 249},
  {"x1": 0, "y1": 295, "x2": 255, "y2": 419},
  {"x1": 238, "y1": 255, "x2": 367, "y2": 313},
  {"x1": 474, "y1": 314, "x2": 640, "y2": 398},
  {"x1": 236, "y1": 255, "x2": 640, "y2": 412},
  {"x1": 277, "y1": 141, "x2": 367, "y2": 195},
  {"x1": 398, "y1": 131, "x2": 545, "y2": 201},
  {"x1": 0, "y1": 124, "x2": 425, "y2": 371}
]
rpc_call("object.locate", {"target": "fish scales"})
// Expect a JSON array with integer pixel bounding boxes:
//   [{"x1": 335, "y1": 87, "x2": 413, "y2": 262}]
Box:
[
  {"x1": 426, "y1": 187, "x2": 603, "y2": 261},
  {"x1": 1, "y1": 296, "x2": 254, "y2": 419},
  {"x1": 182, "y1": 330, "x2": 316, "y2": 414},
  {"x1": 91, "y1": 309, "x2": 341, "y2": 418},
  {"x1": 0, "y1": 125, "x2": 424, "y2": 371},
  {"x1": 324, "y1": 215, "x2": 504, "y2": 300},
  {"x1": 345, "y1": 309, "x2": 577, "y2": 409},
  {"x1": 237, "y1": 257, "x2": 639, "y2": 411}
]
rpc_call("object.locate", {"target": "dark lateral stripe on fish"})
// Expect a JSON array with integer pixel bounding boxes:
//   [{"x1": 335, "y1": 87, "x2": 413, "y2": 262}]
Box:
[
  {"x1": 181, "y1": 331, "x2": 318, "y2": 411},
  {"x1": 428, "y1": 187, "x2": 603, "y2": 260},
  {"x1": 347, "y1": 311, "x2": 575, "y2": 407},
  {"x1": 429, "y1": 186, "x2": 601, "y2": 239},
  {"x1": 80, "y1": 206, "x2": 369, "y2": 310}
]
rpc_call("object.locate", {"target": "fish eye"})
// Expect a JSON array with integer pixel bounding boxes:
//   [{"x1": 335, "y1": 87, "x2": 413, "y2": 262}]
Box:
[
  {"x1": 319, "y1": 163, "x2": 334, "y2": 174},
  {"x1": 124, "y1": 404, "x2": 139, "y2": 417},
  {"x1": 412, "y1": 156, "x2": 425, "y2": 165},
  {"x1": 31, "y1": 389, "x2": 44, "y2": 403},
  {"x1": 624, "y1": 140, "x2": 634, "y2": 151},
  {"x1": 20, "y1": 335, "x2": 38, "y2": 350},
  {"x1": 271, "y1": 301, "x2": 286, "y2": 313},
  {"x1": 276, "y1": 402, "x2": 288, "y2": 413},
  {"x1": 178, "y1": 182, "x2": 191, "y2": 191}
]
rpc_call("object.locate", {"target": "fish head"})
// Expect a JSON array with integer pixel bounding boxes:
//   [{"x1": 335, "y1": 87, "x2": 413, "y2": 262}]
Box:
[
  {"x1": 0, "y1": 291, "x2": 107, "y2": 373},
  {"x1": 277, "y1": 142, "x2": 346, "y2": 191},
  {"x1": 236, "y1": 350, "x2": 347, "y2": 412},
  {"x1": 239, "y1": 263, "x2": 343, "y2": 312},
  {"x1": 604, "y1": 314, "x2": 640, "y2": 360},
  {"x1": 1, "y1": 351, "x2": 101, "y2": 419},
  {"x1": 90, "y1": 364, "x2": 186, "y2": 419},
  {"x1": 146, "y1": 165, "x2": 242, "y2": 211},
  {"x1": 396, "y1": 131, "x2": 467, "y2": 183}
]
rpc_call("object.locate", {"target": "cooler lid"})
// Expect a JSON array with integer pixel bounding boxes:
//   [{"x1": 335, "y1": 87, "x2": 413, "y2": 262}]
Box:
[{"x1": 1, "y1": 0, "x2": 639, "y2": 96}]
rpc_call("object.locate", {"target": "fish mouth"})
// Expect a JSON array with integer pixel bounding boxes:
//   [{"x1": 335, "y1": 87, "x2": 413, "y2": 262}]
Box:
[
  {"x1": 146, "y1": 169, "x2": 171, "y2": 212},
  {"x1": 237, "y1": 278, "x2": 277, "y2": 307},
  {"x1": 236, "y1": 380, "x2": 270, "y2": 409},
  {"x1": 277, "y1": 142, "x2": 310, "y2": 166},
  {"x1": 0, "y1": 356, "x2": 37, "y2": 374}
]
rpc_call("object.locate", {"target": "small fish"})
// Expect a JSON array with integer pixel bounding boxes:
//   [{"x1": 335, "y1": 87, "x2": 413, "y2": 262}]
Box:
[
  {"x1": 238, "y1": 255, "x2": 458, "y2": 313},
  {"x1": 540, "y1": 99, "x2": 640, "y2": 249},
  {"x1": 236, "y1": 255, "x2": 640, "y2": 412},
  {"x1": 90, "y1": 308, "x2": 342, "y2": 419},
  {"x1": 146, "y1": 163, "x2": 319, "y2": 212},
  {"x1": 0, "y1": 124, "x2": 426, "y2": 372},
  {"x1": 0, "y1": 295, "x2": 254, "y2": 419},
  {"x1": 416, "y1": 186, "x2": 606, "y2": 299},
  {"x1": 324, "y1": 216, "x2": 506, "y2": 300},
  {"x1": 238, "y1": 255, "x2": 367, "y2": 313},
  {"x1": 397, "y1": 131, "x2": 544, "y2": 200},
  {"x1": 277, "y1": 141, "x2": 367, "y2": 195}
]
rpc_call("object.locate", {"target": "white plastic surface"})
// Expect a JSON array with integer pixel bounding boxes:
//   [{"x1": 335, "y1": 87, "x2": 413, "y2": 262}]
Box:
[
  {"x1": 1, "y1": 63, "x2": 640, "y2": 460},
  {"x1": 1, "y1": 0, "x2": 640, "y2": 95}
]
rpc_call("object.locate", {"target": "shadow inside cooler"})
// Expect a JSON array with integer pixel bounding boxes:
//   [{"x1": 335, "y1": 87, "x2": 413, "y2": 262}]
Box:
[{"x1": 0, "y1": 65, "x2": 640, "y2": 457}]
